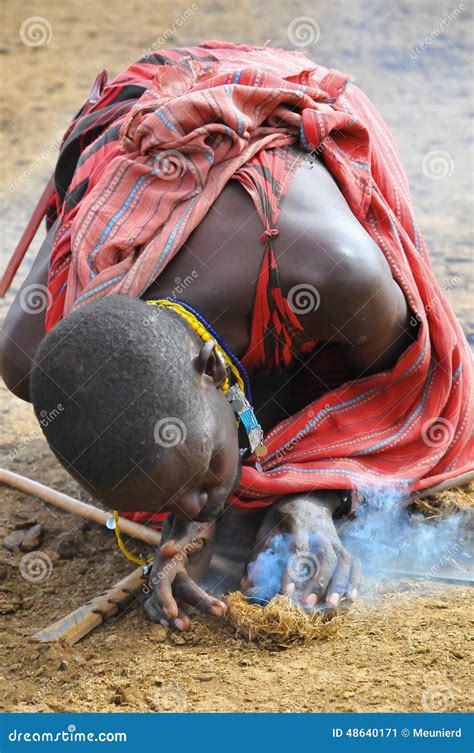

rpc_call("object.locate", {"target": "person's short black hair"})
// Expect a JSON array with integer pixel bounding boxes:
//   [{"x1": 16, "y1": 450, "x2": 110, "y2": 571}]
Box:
[{"x1": 30, "y1": 295, "x2": 203, "y2": 497}]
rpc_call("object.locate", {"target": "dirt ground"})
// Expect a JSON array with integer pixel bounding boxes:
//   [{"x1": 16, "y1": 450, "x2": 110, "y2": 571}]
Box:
[{"x1": 0, "y1": 0, "x2": 473, "y2": 713}]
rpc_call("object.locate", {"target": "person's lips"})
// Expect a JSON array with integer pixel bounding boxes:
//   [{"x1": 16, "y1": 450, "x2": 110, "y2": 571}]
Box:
[{"x1": 194, "y1": 498, "x2": 226, "y2": 522}]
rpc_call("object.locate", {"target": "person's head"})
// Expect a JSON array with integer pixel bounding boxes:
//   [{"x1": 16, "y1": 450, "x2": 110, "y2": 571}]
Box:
[{"x1": 30, "y1": 296, "x2": 241, "y2": 521}]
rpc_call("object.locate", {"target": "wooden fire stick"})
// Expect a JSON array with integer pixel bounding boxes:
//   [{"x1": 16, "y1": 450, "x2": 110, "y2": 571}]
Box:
[
  {"x1": 0, "y1": 468, "x2": 240, "y2": 644},
  {"x1": 34, "y1": 566, "x2": 148, "y2": 644},
  {"x1": 2, "y1": 468, "x2": 472, "y2": 644},
  {"x1": 0, "y1": 468, "x2": 162, "y2": 548}
]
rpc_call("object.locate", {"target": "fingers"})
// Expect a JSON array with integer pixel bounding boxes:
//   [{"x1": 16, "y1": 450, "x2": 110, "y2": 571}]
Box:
[
  {"x1": 281, "y1": 528, "x2": 310, "y2": 595},
  {"x1": 347, "y1": 556, "x2": 362, "y2": 602},
  {"x1": 286, "y1": 536, "x2": 337, "y2": 605},
  {"x1": 302, "y1": 547, "x2": 361, "y2": 608},
  {"x1": 325, "y1": 546, "x2": 352, "y2": 607},
  {"x1": 160, "y1": 518, "x2": 214, "y2": 558},
  {"x1": 174, "y1": 573, "x2": 226, "y2": 617},
  {"x1": 154, "y1": 573, "x2": 179, "y2": 620},
  {"x1": 160, "y1": 537, "x2": 203, "y2": 559},
  {"x1": 144, "y1": 596, "x2": 191, "y2": 632}
]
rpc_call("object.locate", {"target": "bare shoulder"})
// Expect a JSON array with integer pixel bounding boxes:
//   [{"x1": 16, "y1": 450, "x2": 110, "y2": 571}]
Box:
[{"x1": 275, "y1": 153, "x2": 401, "y2": 342}]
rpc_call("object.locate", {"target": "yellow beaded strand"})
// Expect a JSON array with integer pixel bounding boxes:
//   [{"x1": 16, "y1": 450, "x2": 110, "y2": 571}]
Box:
[
  {"x1": 112, "y1": 298, "x2": 246, "y2": 566},
  {"x1": 146, "y1": 299, "x2": 247, "y2": 396},
  {"x1": 112, "y1": 510, "x2": 153, "y2": 566}
]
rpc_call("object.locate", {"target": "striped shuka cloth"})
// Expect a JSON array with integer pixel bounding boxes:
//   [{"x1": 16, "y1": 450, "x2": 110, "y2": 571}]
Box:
[{"x1": 43, "y1": 40, "x2": 472, "y2": 516}]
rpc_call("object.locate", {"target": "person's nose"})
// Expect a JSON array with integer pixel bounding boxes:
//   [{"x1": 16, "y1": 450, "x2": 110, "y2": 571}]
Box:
[{"x1": 173, "y1": 489, "x2": 208, "y2": 520}]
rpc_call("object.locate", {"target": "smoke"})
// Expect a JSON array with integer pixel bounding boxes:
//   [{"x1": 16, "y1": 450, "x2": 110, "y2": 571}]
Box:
[
  {"x1": 244, "y1": 487, "x2": 472, "y2": 606},
  {"x1": 247, "y1": 532, "x2": 325, "y2": 606},
  {"x1": 339, "y1": 486, "x2": 472, "y2": 592},
  {"x1": 246, "y1": 534, "x2": 294, "y2": 605}
]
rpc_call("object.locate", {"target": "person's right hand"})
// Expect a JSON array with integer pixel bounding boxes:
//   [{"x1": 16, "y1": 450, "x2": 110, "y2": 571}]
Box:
[{"x1": 144, "y1": 516, "x2": 226, "y2": 631}]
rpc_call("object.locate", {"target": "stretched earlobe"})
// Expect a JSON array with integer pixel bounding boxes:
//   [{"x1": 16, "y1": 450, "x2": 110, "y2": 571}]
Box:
[{"x1": 193, "y1": 340, "x2": 227, "y2": 388}]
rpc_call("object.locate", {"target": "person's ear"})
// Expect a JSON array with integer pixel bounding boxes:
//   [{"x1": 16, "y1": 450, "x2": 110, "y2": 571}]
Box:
[{"x1": 193, "y1": 340, "x2": 227, "y2": 388}]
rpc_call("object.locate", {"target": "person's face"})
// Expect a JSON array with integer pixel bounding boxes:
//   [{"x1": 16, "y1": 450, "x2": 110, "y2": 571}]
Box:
[
  {"x1": 152, "y1": 431, "x2": 242, "y2": 522},
  {"x1": 108, "y1": 389, "x2": 241, "y2": 522}
]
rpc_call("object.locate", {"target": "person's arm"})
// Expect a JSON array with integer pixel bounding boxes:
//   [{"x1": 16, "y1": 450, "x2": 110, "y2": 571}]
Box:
[{"x1": 0, "y1": 220, "x2": 58, "y2": 402}]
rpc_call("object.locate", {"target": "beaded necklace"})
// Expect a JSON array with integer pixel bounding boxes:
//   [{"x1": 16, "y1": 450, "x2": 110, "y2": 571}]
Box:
[{"x1": 111, "y1": 297, "x2": 266, "y2": 566}]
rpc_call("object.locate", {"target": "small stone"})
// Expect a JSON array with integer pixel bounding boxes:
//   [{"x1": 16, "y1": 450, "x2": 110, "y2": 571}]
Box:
[
  {"x1": 13, "y1": 519, "x2": 38, "y2": 530},
  {"x1": 239, "y1": 658, "x2": 252, "y2": 666},
  {"x1": 111, "y1": 690, "x2": 125, "y2": 705},
  {"x1": 169, "y1": 633, "x2": 186, "y2": 645},
  {"x1": 149, "y1": 625, "x2": 168, "y2": 643},
  {"x1": 77, "y1": 559, "x2": 88, "y2": 575},
  {"x1": 104, "y1": 634, "x2": 117, "y2": 645},
  {"x1": 58, "y1": 660, "x2": 68, "y2": 671},
  {"x1": 21, "y1": 597, "x2": 35, "y2": 610},
  {"x1": 42, "y1": 547, "x2": 60, "y2": 562},
  {"x1": 3, "y1": 530, "x2": 25, "y2": 552},
  {"x1": 0, "y1": 599, "x2": 22, "y2": 615},
  {"x1": 20, "y1": 524, "x2": 43, "y2": 552}
]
